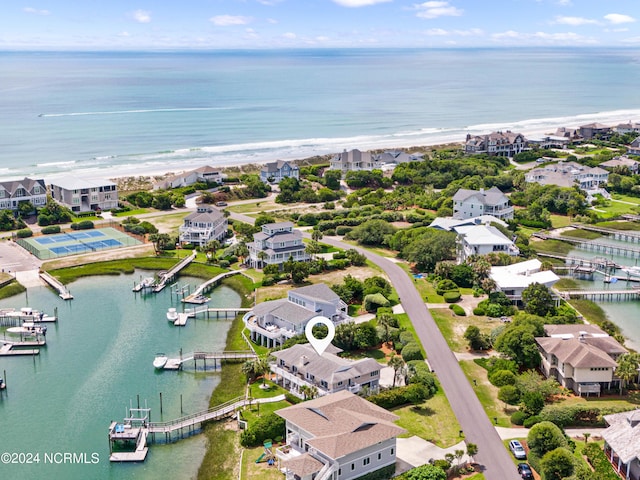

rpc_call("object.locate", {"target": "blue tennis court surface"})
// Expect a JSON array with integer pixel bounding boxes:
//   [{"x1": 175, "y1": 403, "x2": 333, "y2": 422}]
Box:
[
  {"x1": 35, "y1": 230, "x2": 105, "y2": 245},
  {"x1": 49, "y1": 238, "x2": 122, "y2": 255}
]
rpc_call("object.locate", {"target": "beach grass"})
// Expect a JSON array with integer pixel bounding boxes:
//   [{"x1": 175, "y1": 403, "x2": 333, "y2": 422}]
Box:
[
  {"x1": 0, "y1": 280, "x2": 26, "y2": 300},
  {"x1": 595, "y1": 220, "x2": 640, "y2": 231},
  {"x1": 530, "y1": 238, "x2": 574, "y2": 255},
  {"x1": 561, "y1": 229, "x2": 602, "y2": 240},
  {"x1": 554, "y1": 277, "x2": 580, "y2": 290},
  {"x1": 567, "y1": 299, "x2": 608, "y2": 325},
  {"x1": 430, "y1": 309, "x2": 502, "y2": 353}
]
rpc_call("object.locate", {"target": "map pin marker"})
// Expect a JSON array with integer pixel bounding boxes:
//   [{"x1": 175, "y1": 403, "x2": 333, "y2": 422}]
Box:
[{"x1": 305, "y1": 316, "x2": 335, "y2": 356}]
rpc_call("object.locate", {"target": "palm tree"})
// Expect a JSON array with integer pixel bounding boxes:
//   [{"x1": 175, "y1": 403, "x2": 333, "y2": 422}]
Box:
[
  {"x1": 205, "y1": 239, "x2": 221, "y2": 263},
  {"x1": 616, "y1": 352, "x2": 640, "y2": 394},
  {"x1": 254, "y1": 357, "x2": 271, "y2": 385},
  {"x1": 257, "y1": 250, "x2": 268, "y2": 269},
  {"x1": 241, "y1": 359, "x2": 257, "y2": 384},
  {"x1": 387, "y1": 356, "x2": 405, "y2": 388}
]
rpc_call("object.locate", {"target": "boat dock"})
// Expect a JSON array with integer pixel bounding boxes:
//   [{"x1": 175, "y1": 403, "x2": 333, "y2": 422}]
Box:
[
  {"x1": 153, "y1": 251, "x2": 197, "y2": 293},
  {"x1": 571, "y1": 224, "x2": 640, "y2": 244},
  {"x1": 39, "y1": 271, "x2": 73, "y2": 300},
  {"x1": 533, "y1": 232, "x2": 640, "y2": 259},
  {"x1": 0, "y1": 307, "x2": 58, "y2": 327},
  {"x1": 0, "y1": 343, "x2": 41, "y2": 356},
  {"x1": 181, "y1": 270, "x2": 246, "y2": 304},
  {"x1": 556, "y1": 288, "x2": 640, "y2": 301},
  {"x1": 170, "y1": 306, "x2": 251, "y2": 327},
  {"x1": 109, "y1": 394, "x2": 286, "y2": 459},
  {"x1": 132, "y1": 276, "x2": 157, "y2": 292},
  {"x1": 161, "y1": 350, "x2": 257, "y2": 370}
]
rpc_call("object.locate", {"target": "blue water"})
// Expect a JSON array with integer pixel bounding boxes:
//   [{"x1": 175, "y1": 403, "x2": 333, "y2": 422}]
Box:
[
  {"x1": 0, "y1": 272, "x2": 242, "y2": 480},
  {"x1": 1, "y1": 48, "x2": 639, "y2": 180}
]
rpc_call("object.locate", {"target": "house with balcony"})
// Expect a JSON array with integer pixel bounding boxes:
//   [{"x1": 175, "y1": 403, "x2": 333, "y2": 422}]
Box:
[
  {"x1": 452, "y1": 187, "x2": 514, "y2": 221},
  {"x1": 615, "y1": 121, "x2": 640, "y2": 135},
  {"x1": 247, "y1": 221, "x2": 309, "y2": 269},
  {"x1": 178, "y1": 205, "x2": 227, "y2": 247},
  {"x1": 271, "y1": 343, "x2": 381, "y2": 398},
  {"x1": 329, "y1": 149, "x2": 382, "y2": 174},
  {"x1": 453, "y1": 224, "x2": 519, "y2": 263},
  {"x1": 464, "y1": 131, "x2": 527, "y2": 157},
  {"x1": 579, "y1": 122, "x2": 611, "y2": 140},
  {"x1": 153, "y1": 165, "x2": 226, "y2": 190},
  {"x1": 602, "y1": 409, "x2": 640, "y2": 480},
  {"x1": 489, "y1": 259, "x2": 559, "y2": 302},
  {"x1": 260, "y1": 160, "x2": 299, "y2": 183},
  {"x1": 628, "y1": 137, "x2": 640, "y2": 156},
  {"x1": 49, "y1": 177, "x2": 118, "y2": 213},
  {"x1": 600, "y1": 155, "x2": 639, "y2": 174},
  {"x1": 525, "y1": 161, "x2": 609, "y2": 202},
  {"x1": 275, "y1": 390, "x2": 405, "y2": 480},
  {"x1": 526, "y1": 135, "x2": 570, "y2": 150},
  {"x1": 429, "y1": 214, "x2": 507, "y2": 232},
  {"x1": 536, "y1": 324, "x2": 627, "y2": 396},
  {"x1": 0, "y1": 177, "x2": 46, "y2": 212},
  {"x1": 244, "y1": 283, "x2": 349, "y2": 348}
]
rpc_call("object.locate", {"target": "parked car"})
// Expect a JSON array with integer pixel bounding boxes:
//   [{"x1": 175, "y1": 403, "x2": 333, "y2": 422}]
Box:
[
  {"x1": 517, "y1": 462, "x2": 533, "y2": 479},
  {"x1": 215, "y1": 201, "x2": 228, "y2": 207},
  {"x1": 509, "y1": 440, "x2": 527, "y2": 460}
]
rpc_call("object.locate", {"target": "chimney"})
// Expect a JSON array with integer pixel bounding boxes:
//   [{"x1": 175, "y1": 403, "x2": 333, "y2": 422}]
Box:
[
  {"x1": 480, "y1": 188, "x2": 485, "y2": 195},
  {"x1": 578, "y1": 331, "x2": 587, "y2": 342}
]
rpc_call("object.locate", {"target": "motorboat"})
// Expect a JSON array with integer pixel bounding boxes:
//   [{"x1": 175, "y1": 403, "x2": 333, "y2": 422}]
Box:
[
  {"x1": 133, "y1": 277, "x2": 156, "y2": 292},
  {"x1": 0, "y1": 377, "x2": 5, "y2": 390},
  {"x1": 0, "y1": 307, "x2": 56, "y2": 322},
  {"x1": 621, "y1": 266, "x2": 640, "y2": 277},
  {"x1": 6, "y1": 322, "x2": 47, "y2": 336},
  {"x1": 153, "y1": 353, "x2": 168, "y2": 369},
  {"x1": 166, "y1": 308, "x2": 178, "y2": 322}
]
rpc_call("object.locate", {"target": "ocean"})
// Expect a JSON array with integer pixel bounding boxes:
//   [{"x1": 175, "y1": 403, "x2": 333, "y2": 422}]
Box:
[{"x1": 1, "y1": 48, "x2": 640, "y2": 181}]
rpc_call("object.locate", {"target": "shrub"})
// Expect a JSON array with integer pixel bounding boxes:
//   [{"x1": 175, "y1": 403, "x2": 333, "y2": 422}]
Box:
[
  {"x1": 527, "y1": 421, "x2": 568, "y2": 458},
  {"x1": 364, "y1": 293, "x2": 390, "y2": 312},
  {"x1": 219, "y1": 260, "x2": 230, "y2": 268},
  {"x1": 41, "y1": 225, "x2": 61, "y2": 235},
  {"x1": 583, "y1": 443, "x2": 620, "y2": 480},
  {"x1": 70, "y1": 220, "x2": 94, "y2": 230},
  {"x1": 436, "y1": 279, "x2": 458, "y2": 295},
  {"x1": 523, "y1": 415, "x2": 542, "y2": 428},
  {"x1": 489, "y1": 369, "x2": 517, "y2": 387},
  {"x1": 401, "y1": 342, "x2": 424, "y2": 361},
  {"x1": 239, "y1": 413, "x2": 285, "y2": 447},
  {"x1": 396, "y1": 331, "x2": 416, "y2": 351},
  {"x1": 332, "y1": 251, "x2": 347, "y2": 260},
  {"x1": 261, "y1": 276, "x2": 276, "y2": 287},
  {"x1": 449, "y1": 304, "x2": 465, "y2": 316},
  {"x1": 367, "y1": 384, "x2": 431, "y2": 409},
  {"x1": 443, "y1": 291, "x2": 461, "y2": 303},
  {"x1": 16, "y1": 228, "x2": 33, "y2": 238},
  {"x1": 335, "y1": 226, "x2": 353, "y2": 236},
  {"x1": 473, "y1": 306, "x2": 486, "y2": 316},
  {"x1": 499, "y1": 385, "x2": 521, "y2": 406},
  {"x1": 284, "y1": 393, "x2": 302, "y2": 405},
  {"x1": 510, "y1": 410, "x2": 527, "y2": 426}
]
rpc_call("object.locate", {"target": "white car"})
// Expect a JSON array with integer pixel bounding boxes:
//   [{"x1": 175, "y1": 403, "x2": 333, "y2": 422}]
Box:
[{"x1": 509, "y1": 440, "x2": 527, "y2": 460}]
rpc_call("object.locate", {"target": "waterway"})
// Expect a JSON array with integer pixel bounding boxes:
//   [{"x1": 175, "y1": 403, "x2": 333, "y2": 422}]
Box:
[{"x1": 0, "y1": 271, "x2": 242, "y2": 480}]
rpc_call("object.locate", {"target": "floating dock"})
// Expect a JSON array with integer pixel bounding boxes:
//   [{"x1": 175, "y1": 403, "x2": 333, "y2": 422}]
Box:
[
  {"x1": 0, "y1": 307, "x2": 58, "y2": 327},
  {"x1": 0, "y1": 343, "x2": 40, "y2": 356},
  {"x1": 39, "y1": 271, "x2": 73, "y2": 300}
]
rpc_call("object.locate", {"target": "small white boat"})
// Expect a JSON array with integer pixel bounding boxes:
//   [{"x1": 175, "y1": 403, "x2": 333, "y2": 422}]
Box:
[
  {"x1": 0, "y1": 377, "x2": 5, "y2": 390},
  {"x1": 622, "y1": 266, "x2": 640, "y2": 277},
  {"x1": 0, "y1": 307, "x2": 56, "y2": 322},
  {"x1": 153, "y1": 353, "x2": 168, "y2": 369},
  {"x1": 166, "y1": 308, "x2": 178, "y2": 322},
  {"x1": 133, "y1": 277, "x2": 156, "y2": 292},
  {"x1": 6, "y1": 322, "x2": 47, "y2": 336}
]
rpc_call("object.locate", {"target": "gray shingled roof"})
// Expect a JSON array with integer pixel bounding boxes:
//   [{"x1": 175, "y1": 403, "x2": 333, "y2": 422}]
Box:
[
  {"x1": 603, "y1": 410, "x2": 640, "y2": 464},
  {"x1": 536, "y1": 337, "x2": 618, "y2": 368},
  {"x1": 282, "y1": 453, "x2": 324, "y2": 478},
  {"x1": 291, "y1": 283, "x2": 340, "y2": 303},
  {"x1": 452, "y1": 187, "x2": 507, "y2": 207},
  {"x1": 276, "y1": 391, "x2": 405, "y2": 460},
  {"x1": 0, "y1": 177, "x2": 45, "y2": 196},
  {"x1": 184, "y1": 207, "x2": 224, "y2": 223}
]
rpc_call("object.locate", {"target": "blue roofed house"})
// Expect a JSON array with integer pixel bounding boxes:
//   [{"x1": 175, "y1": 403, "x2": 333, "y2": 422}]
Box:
[
  {"x1": 260, "y1": 160, "x2": 299, "y2": 183},
  {"x1": 243, "y1": 283, "x2": 349, "y2": 348}
]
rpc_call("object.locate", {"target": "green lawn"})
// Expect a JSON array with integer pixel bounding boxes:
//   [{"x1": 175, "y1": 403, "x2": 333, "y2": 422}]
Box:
[
  {"x1": 459, "y1": 360, "x2": 512, "y2": 427},
  {"x1": 240, "y1": 445, "x2": 283, "y2": 480},
  {"x1": 393, "y1": 388, "x2": 462, "y2": 447},
  {"x1": 530, "y1": 238, "x2": 574, "y2": 255},
  {"x1": 550, "y1": 214, "x2": 572, "y2": 228},
  {"x1": 431, "y1": 309, "x2": 461, "y2": 351},
  {"x1": 561, "y1": 229, "x2": 602, "y2": 240},
  {"x1": 247, "y1": 380, "x2": 287, "y2": 400},
  {"x1": 611, "y1": 193, "x2": 640, "y2": 205},
  {"x1": 226, "y1": 200, "x2": 280, "y2": 214},
  {"x1": 241, "y1": 400, "x2": 290, "y2": 425},
  {"x1": 112, "y1": 208, "x2": 150, "y2": 216},
  {"x1": 595, "y1": 220, "x2": 640, "y2": 231}
]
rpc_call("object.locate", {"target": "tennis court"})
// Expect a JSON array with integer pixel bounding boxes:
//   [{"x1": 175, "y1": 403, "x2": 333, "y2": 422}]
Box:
[{"x1": 17, "y1": 227, "x2": 143, "y2": 260}]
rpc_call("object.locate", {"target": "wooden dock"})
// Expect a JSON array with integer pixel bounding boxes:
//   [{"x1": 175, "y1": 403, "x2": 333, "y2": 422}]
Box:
[
  {"x1": 534, "y1": 232, "x2": 640, "y2": 259},
  {"x1": 181, "y1": 270, "x2": 246, "y2": 304},
  {"x1": 172, "y1": 306, "x2": 251, "y2": 326},
  {"x1": 153, "y1": 251, "x2": 197, "y2": 293},
  {"x1": 0, "y1": 343, "x2": 40, "y2": 356},
  {"x1": 556, "y1": 288, "x2": 640, "y2": 301},
  {"x1": 161, "y1": 350, "x2": 257, "y2": 370},
  {"x1": 39, "y1": 271, "x2": 73, "y2": 300},
  {"x1": 571, "y1": 224, "x2": 640, "y2": 243}
]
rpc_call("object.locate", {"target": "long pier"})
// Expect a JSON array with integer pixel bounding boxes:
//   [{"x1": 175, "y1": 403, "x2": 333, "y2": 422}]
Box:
[
  {"x1": 533, "y1": 232, "x2": 640, "y2": 259},
  {"x1": 571, "y1": 223, "x2": 640, "y2": 243},
  {"x1": 153, "y1": 251, "x2": 197, "y2": 293},
  {"x1": 171, "y1": 305, "x2": 251, "y2": 326},
  {"x1": 181, "y1": 269, "x2": 247, "y2": 304},
  {"x1": 556, "y1": 288, "x2": 640, "y2": 301},
  {"x1": 162, "y1": 350, "x2": 257, "y2": 370},
  {"x1": 39, "y1": 271, "x2": 73, "y2": 300}
]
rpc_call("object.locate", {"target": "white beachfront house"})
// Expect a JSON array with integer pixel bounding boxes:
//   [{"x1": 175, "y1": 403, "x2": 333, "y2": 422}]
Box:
[
  {"x1": 489, "y1": 258, "x2": 559, "y2": 301},
  {"x1": 247, "y1": 221, "x2": 309, "y2": 269},
  {"x1": 243, "y1": 283, "x2": 349, "y2": 348},
  {"x1": 452, "y1": 187, "x2": 514, "y2": 221},
  {"x1": 536, "y1": 324, "x2": 627, "y2": 396},
  {"x1": 603, "y1": 409, "x2": 640, "y2": 480},
  {"x1": 260, "y1": 160, "x2": 300, "y2": 183},
  {"x1": 153, "y1": 165, "x2": 226, "y2": 190},
  {"x1": 271, "y1": 343, "x2": 381, "y2": 398},
  {"x1": 524, "y1": 161, "x2": 610, "y2": 201},
  {"x1": 453, "y1": 224, "x2": 519, "y2": 263},
  {"x1": 0, "y1": 177, "x2": 47, "y2": 212},
  {"x1": 178, "y1": 205, "x2": 227, "y2": 247},
  {"x1": 429, "y1": 215, "x2": 508, "y2": 232},
  {"x1": 49, "y1": 177, "x2": 118, "y2": 213},
  {"x1": 275, "y1": 390, "x2": 405, "y2": 480}
]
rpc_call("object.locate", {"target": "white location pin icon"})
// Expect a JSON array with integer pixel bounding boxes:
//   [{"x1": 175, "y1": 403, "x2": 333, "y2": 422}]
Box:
[{"x1": 305, "y1": 316, "x2": 335, "y2": 356}]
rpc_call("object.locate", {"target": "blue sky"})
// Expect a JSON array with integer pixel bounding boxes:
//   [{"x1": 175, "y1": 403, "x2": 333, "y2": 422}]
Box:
[{"x1": 3, "y1": 0, "x2": 639, "y2": 49}]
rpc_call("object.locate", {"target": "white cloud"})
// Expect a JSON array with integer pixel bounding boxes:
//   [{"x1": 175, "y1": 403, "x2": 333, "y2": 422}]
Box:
[
  {"x1": 23, "y1": 7, "x2": 50, "y2": 15},
  {"x1": 119, "y1": 31, "x2": 131, "y2": 37},
  {"x1": 604, "y1": 13, "x2": 636, "y2": 25},
  {"x1": 553, "y1": 16, "x2": 597, "y2": 26},
  {"x1": 425, "y1": 27, "x2": 482, "y2": 36},
  {"x1": 282, "y1": 32, "x2": 297, "y2": 39},
  {"x1": 556, "y1": 0, "x2": 572, "y2": 5},
  {"x1": 131, "y1": 10, "x2": 151, "y2": 23},
  {"x1": 209, "y1": 15, "x2": 252, "y2": 26},
  {"x1": 415, "y1": 1, "x2": 463, "y2": 20},
  {"x1": 492, "y1": 30, "x2": 596, "y2": 45},
  {"x1": 267, "y1": 18, "x2": 278, "y2": 24},
  {"x1": 332, "y1": 0, "x2": 392, "y2": 6}
]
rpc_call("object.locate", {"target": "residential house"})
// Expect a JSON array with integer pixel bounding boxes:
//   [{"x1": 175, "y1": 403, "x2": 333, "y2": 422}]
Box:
[
  {"x1": 524, "y1": 161, "x2": 609, "y2": 201},
  {"x1": 247, "y1": 221, "x2": 309, "y2": 269},
  {"x1": 428, "y1": 214, "x2": 507, "y2": 232},
  {"x1": 178, "y1": 205, "x2": 227, "y2": 247},
  {"x1": 49, "y1": 177, "x2": 118, "y2": 212},
  {"x1": 374, "y1": 150, "x2": 423, "y2": 171},
  {"x1": 464, "y1": 131, "x2": 527, "y2": 157},
  {"x1": 453, "y1": 224, "x2": 519, "y2": 263},
  {"x1": 275, "y1": 390, "x2": 406, "y2": 480},
  {"x1": 579, "y1": 122, "x2": 611, "y2": 140},
  {"x1": 0, "y1": 177, "x2": 46, "y2": 212},
  {"x1": 489, "y1": 259, "x2": 559, "y2": 301},
  {"x1": 614, "y1": 121, "x2": 640, "y2": 135},
  {"x1": 329, "y1": 149, "x2": 381, "y2": 173},
  {"x1": 271, "y1": 343, "x2": 381, "y2": 398},
  {"x1": 153, "y1": 166, "x2": 225, "y2": 190},
  {"x1": 536, "y1": 324, "x2": 627, "y2": 396},
  {"x1": 526, "y1": 135, "x2": 570, "y2": 149},
  {"x1": 554, "y1": 127, "x2": 582, "y2": 142},
  {"x1": 599, "y1": 156, "x2": 640, "y2": 174},
  {"x1": 243, "y1": 283, "x2": 349, "y2": 348},
  {"x1": 628, "y1": 137, "x2": 640, "y2": 156},
  {"x1": 260, "y1": 160, "x2": 300, "y2": 183},
  {"x1": 452, "y1": 187, "x2": 514, "y2": 221},
  {"x1": 602, "y1": 409, "x2": 640, "y2": 480}
]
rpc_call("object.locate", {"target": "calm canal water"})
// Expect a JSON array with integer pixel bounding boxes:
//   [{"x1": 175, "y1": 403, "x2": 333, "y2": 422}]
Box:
[{"x1": 0, "y1": 271, "x2": 241, "y2": 480}]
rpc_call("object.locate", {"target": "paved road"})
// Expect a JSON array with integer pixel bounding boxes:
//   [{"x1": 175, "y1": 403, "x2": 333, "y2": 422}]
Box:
[{"x1": 229, "y1": 211, "x2": 520, "y2": 479}]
